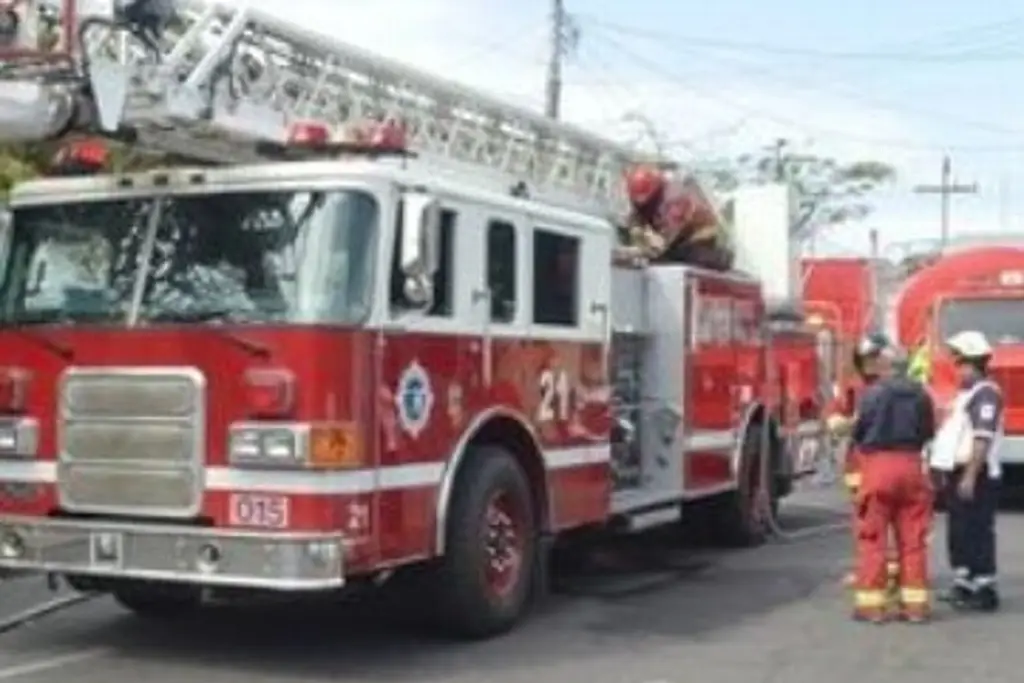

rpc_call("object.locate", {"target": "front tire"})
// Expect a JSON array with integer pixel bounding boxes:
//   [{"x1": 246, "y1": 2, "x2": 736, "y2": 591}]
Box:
[{"x1": 433, "y1": 445, "x2": 537, "y2": 639}]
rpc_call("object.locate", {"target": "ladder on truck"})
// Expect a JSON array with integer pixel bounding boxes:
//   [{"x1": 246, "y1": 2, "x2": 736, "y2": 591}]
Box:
[{"x1": 0, "y1": 0, "x2": 658, "y2": 215}]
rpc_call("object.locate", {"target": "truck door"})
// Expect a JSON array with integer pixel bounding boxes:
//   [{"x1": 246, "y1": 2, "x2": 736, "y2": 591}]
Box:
[{"x1": 378, "y1": 196, "x2": 461, "y2": 564}]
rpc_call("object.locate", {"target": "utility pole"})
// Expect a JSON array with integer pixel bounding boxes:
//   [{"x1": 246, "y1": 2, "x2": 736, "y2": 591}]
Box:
[
  {"x1": 913, "y1": 155, "x2": 978, "y2": 248},
  {"x1": 545, "y1": 0, "x2": 578, "y2": 119}
]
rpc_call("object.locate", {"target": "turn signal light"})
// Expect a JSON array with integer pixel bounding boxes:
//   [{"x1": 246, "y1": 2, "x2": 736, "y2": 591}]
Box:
[
  {"x1": 309, "y1": 424, "x2": 362, "y2": 469},
  {"x1": 0, "y1": 368, "x2": 29, "y2": 414},
  {"x1": 242, "y1": 368, "x2": 295, "y2": 418}
]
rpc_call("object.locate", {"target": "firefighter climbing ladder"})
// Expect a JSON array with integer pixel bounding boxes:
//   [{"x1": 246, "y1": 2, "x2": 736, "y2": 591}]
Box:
[{"x1": 0, "y1": 0, "x2": 649, "y2": 213}]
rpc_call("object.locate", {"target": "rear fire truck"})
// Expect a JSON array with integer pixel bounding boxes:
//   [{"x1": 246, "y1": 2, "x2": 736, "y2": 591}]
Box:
[
  {"x1": 0, "y1": 0, "x2": 823, "y2": 637},
  {"x1": 892, "y1": 244, "x2": 1024, "y2": 493}
]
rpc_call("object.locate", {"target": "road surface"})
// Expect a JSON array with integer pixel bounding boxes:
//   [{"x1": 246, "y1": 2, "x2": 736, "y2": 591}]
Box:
[{"x1": 0, "y1": 489, "x2": 1020, "y2": 683}]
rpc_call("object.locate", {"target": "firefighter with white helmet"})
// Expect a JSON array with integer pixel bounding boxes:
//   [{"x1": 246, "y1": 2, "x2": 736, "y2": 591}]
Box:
[{"x1": 930, "y1": 330, "x2": 1004, "y2": 612}]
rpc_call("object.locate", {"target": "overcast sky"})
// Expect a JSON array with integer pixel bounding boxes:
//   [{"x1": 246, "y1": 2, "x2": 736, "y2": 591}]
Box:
[{"x1": 241, "y1": 0, "x2": 1024, "y2": 260}]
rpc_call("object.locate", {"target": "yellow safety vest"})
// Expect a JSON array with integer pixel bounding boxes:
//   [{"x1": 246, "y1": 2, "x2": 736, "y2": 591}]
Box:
[{"x1": 908, "y1": 345, "x2": 932, "y2": 383}]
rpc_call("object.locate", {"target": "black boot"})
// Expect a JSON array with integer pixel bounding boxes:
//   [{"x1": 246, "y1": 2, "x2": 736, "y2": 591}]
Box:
[
  {"x1": 938, "y1": 584, "x2": 972, "y2": 606},
  {"x1": 971, "y1": 586, "x2": 1000, "y2": 612}
]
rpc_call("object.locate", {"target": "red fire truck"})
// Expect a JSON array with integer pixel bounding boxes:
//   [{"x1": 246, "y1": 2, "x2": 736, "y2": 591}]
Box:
[
  {"x1": 0, "y1": 0, "x2": 823, "y2": 638},
  {"x1": 893, "y1": 245, "x2": 1024, "y2": 491},
  {"x1": 801, "y1": 257, "x2": 877, "y2": 411}
]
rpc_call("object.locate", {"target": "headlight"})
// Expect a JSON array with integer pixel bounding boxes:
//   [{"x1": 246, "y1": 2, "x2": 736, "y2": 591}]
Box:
[
  {"x1": 228, "y1": 425, "x2": 306, "y2": 467},
  {"x1": 0, "y1": 419, "x2": 37, "y2": 458}
]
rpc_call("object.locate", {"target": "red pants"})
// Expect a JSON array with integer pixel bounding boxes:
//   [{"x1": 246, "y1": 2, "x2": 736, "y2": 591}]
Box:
[{"x1": 853, "y1": 451, "x2": 932, "y2": 618}]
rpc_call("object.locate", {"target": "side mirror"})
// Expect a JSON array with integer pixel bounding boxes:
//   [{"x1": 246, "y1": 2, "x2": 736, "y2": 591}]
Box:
[{"x1": 399, "y1": 192, "x2": 440, "y2": 278}]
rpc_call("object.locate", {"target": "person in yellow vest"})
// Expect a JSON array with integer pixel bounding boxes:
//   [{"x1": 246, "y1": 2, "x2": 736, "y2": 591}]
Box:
[
  {"x1": 908, "y1": 309, "x2": 935, "y2": 383},
  {"x1": 908, "y1": 342, "x2": 932, "y2": 383}
]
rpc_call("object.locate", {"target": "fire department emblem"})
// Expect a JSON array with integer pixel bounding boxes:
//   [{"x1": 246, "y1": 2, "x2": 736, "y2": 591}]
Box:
[{"x1": 396, "y1": 360, "x2": 434, "y2": 438}]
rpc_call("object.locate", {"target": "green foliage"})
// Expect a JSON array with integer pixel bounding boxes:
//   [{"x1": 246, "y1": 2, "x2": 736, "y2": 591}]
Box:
[{"x1": 705, "y1": 139, "x2": 896, "y2": 239}]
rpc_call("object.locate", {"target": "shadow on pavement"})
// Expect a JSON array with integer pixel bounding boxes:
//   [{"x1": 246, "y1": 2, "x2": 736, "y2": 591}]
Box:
[{"x1": 0, "y1": 499, "x2": 851, "y2": 680}]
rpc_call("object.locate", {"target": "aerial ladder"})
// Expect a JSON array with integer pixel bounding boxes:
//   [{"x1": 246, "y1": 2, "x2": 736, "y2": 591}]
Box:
[{"x1": 0, "y1": 0, "x2": 664, "y2": 216}]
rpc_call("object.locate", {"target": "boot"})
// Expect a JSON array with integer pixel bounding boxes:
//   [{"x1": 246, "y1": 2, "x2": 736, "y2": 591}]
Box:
[{"x1": 970, "y1": 586, "x2": 1000, "y2": 613}]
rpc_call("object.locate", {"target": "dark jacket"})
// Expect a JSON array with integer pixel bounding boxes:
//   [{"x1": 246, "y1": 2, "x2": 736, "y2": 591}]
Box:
[{"x1": 853, "y1": 376, "x2": 935, "y2": 454}]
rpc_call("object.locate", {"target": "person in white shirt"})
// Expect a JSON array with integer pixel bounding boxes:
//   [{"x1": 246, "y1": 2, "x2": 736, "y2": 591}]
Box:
[{"x1": 931, "y1": 330, "x2": 1003, "y2": 612}]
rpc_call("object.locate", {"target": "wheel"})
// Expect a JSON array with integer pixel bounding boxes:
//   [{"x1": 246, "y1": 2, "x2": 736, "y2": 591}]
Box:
[
  {"x1": 713, "y1": 424, "x2": 776, "y2": 547},
  {"x1": 113, "y1": 584, "x2": 201, "y2": 619},
  {"x1": 432, "y1": 445, "x2": 537, "y2": 639}
]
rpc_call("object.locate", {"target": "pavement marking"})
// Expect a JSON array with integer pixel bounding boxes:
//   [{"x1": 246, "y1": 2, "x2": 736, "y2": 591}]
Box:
[{"x1": 0, "y1": 648, "x2": 109, "y2": 680}]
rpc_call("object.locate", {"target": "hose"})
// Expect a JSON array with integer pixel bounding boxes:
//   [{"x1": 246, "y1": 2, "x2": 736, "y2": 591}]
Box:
[{"x1": 754, "y1": 418, "x2": 849, "y2": 542}]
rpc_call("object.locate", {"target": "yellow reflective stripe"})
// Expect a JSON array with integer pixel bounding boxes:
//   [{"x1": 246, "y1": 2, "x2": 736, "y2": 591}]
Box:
[
  {"x1": 854, "y1": 590, "x2": 887, "y2": 608},
  {"x1": 899, "y1": 587, "x2": 930, "y2": 605},
  {"x1": 844, "y1": 473, "x2": 862, "y2": 489}
]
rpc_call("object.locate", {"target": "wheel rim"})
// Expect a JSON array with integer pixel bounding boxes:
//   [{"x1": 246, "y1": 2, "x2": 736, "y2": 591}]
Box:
[{"x1": 482, "y1": 490, "x2": 526, "y2": 600}]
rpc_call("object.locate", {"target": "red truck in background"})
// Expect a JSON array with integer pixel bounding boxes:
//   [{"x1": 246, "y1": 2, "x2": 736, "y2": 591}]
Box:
[
  {"x1": 800, "y1": 258, "x2": 876, "y2": 403},
  {"x1": 893, "y1": 245, "x2": 1024, "y2": 491}
]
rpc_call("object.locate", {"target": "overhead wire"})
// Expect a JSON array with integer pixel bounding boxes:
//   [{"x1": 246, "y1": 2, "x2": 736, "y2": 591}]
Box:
[
  {"x1": 583, "y1": 23, "x2": 1024, "y2": 140},
  {"x1": 573, "y1": 14, "x2": 1024, "y2": 62},
  {"x1": 579, "y1": 29, "x2": 1024, "y2": 153}
]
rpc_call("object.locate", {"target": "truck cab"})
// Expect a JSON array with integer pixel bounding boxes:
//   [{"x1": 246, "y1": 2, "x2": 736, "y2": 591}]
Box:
[{"x1": 895, "y1": 246, "x2": 1024, "y2": 491}]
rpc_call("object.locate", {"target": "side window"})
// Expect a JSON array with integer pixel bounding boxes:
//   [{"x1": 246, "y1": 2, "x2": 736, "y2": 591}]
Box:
[
  {"x1": 389, "y1": 204, "x2": 456, "y2": 317},
  {"x1": 486, "y1": 220, "x2": 516, "y2": 322},
  {"x1": 428, "y1": 209, "x2": 456, "y2": 317},
  {"x1": 532, "y1": 229, "x2": 578, "y2": 326}
]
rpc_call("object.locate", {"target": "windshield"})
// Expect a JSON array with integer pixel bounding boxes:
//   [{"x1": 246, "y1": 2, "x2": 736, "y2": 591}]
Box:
[
  {"x1": 0, "y1": 189, "x2": 378, "y2": 326},
  {"x1": 938, "y1": 298, "x2": 1024, "y2": 346}
]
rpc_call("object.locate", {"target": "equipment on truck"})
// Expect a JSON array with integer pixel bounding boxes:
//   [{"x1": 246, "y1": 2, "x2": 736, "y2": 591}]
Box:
[{"x1": 0, "y1": 0, "x2": 823, "y2": 639}]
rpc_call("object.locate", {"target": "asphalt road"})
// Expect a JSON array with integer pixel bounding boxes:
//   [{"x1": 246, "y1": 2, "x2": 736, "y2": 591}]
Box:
[{"x1": 0, "y1": 490, "x2": 1020, "y2": 683}]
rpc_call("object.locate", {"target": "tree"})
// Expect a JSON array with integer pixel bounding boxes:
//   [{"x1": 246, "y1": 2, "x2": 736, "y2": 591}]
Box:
[{"x1": 705, "y1": 138, "x2": 896, "y2": 241}]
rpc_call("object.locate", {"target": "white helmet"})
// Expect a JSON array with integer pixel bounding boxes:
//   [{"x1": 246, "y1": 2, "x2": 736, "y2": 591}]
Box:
[{"x1": 946, "y1": 330, "x2": 993, "y2": 359}]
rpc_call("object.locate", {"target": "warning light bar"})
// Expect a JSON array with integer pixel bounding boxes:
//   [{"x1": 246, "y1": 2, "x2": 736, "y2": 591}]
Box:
[{"x1": 259, "y1": 119, "x2": 414, "y2": 160}]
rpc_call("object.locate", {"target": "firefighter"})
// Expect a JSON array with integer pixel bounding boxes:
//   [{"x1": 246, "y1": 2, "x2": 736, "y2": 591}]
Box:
[
  {"x1": 850, "y1": 351, "x2": 936, "y2": 623},
  {"x1": 827, "y1": 334, "x2": 901, "y2": 587},
  {"x1": 623, "y1": 165, "x2": 732, "y2": 270},
  {"x1": 930, "y1": 330, "x2": 1003, "y2": 612}
]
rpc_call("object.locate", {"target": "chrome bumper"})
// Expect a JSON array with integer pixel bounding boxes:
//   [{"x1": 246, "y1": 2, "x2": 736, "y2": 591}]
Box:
[{"x1": 0, "y1": 517, "x2": 346, "y2": 591}]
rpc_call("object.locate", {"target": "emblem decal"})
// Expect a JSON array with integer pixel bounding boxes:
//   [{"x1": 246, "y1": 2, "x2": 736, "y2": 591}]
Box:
[{"x1": 395, "y1": 360, "x2": 434, "y2": 438}]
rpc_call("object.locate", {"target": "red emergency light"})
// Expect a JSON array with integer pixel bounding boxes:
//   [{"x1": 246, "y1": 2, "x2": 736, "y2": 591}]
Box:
[
  {"x1": 48, "y1": 139, "x2": 109, "y2": 176},
  {"x1": 288, "y1": 121, "x2": 331, "y2": 147}
]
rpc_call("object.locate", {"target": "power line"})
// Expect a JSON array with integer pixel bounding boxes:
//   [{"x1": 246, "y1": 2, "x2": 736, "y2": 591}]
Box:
[
  {"x1": 582, "y1": 25, "x2": 1023, "y2": 140},
  {"x1": 586, "y1": 30, "x2": 1024, "y2": 153},
  {"x1": 575, "y1": 15, "x2": 1024, "y2": 62},
  {"x1": 913, "y1": 155, "x2": 979, "y2": 247}
]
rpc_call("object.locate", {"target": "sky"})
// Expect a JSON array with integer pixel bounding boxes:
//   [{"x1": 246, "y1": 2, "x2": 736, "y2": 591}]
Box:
[{"x1": 241, "y1": 0, "x2": 1024, "y2": 260}]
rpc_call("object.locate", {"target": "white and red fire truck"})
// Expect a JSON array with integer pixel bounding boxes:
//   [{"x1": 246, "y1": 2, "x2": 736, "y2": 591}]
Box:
[{"x1": 0, "y1": 0, "x2": 823, "y2": 638}]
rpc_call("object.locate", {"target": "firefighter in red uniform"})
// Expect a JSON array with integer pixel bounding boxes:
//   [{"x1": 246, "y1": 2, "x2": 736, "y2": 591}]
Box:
[
  {"x1": 850, "y1": 355, "x2": 936, "y2": 623},
  {"x1": 827, "y1": 334, "x2": 900, "y2": 587},
  {"x1": 623, "y1": 165, "x2": 732, "y2": 270}
]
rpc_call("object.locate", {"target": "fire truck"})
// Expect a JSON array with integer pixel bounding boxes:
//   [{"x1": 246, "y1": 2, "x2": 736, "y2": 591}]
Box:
[
  {"x1": 0, "y1": 0, "x2": 823, "y2": 638},
  {"x1": 801, "y1": 257, "x2": 877, "y2": 411},
  {"x1": 891, "y1": 244, "x2": 1024, "y2": 492}
]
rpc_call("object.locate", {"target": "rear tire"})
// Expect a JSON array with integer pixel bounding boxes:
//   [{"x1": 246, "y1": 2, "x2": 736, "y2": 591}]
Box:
[{"x1": 432, "y1": 445, "x2": 537, "y2": 639}]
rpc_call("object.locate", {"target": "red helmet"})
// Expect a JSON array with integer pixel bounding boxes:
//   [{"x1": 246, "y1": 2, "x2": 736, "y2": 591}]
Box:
[{"x1": 626, "y1": 165, "x2": 665, "y2": 204}]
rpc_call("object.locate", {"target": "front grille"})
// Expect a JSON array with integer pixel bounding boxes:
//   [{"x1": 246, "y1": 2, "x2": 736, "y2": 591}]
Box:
[{"x1": 57, "y1": 368, "x2": 205, "y2": 518}]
